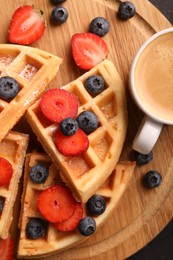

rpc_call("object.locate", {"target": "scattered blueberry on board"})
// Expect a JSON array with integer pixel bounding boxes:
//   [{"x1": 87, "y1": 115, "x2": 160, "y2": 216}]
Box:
[
  {"x1": 77, "y1": 110, "x2": 99, "y2": 135},
  {"x1": 134, "y1": 150, "x2": 153, "y2": 165},
  {"x1": 0, "y1": 76, "x2": 19, "y2": 101},
  {"x1": 78, "y1": 216, "x2": 96, "y2": 236},
  {"x1": 143, "y1": 170, "x2": 162, "y2": 188},
  {"x1": 117, "y1": 1, "x2": 136, "y2": 20},
  {"x1": 87, "y1": 194, "x2": 106, "y2": 215},
  {"x1": 51, "y1": 0, "x2": 67, "y2": 4},
  {"x1": 60, "y1": 118, "x2": 78, "y2": 136},
  {"x1": 89, "y1": 17, "x2": 110, "y2": 37},
  {"x1": 51, "y1": 6, "x2": 68, "y2": 24},
  {"x1": 29, "y1": 164, "x2": 49, "y2": 184},
  {"x1": 26, "y1": 218, "x2": 47, "y2": 239}
]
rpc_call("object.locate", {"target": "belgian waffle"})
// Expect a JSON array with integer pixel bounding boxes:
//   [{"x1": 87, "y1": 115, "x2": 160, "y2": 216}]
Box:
[
  {"x1": 17, "y1": 152, "x2": 135, "y2": 258},
  {"x1": 0, "y1": 44, "x2": 62, "y2": 142},
  {"x1": 26, "y1": 59, "x2": 128, "y2": 202},
  {"x1": 0, "y1": 130, "x2": 29, "y2": 239}
]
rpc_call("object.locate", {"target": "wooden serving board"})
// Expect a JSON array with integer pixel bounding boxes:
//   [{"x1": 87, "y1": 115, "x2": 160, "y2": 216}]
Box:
[{"x1": 0, "y1": 0, "x2": 172, "y2": 259}]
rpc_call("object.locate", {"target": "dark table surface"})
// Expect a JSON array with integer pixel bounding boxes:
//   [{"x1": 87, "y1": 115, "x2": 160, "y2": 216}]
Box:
[{"x1": 128, "y1": 1, "x2": 173, "y2": 259}]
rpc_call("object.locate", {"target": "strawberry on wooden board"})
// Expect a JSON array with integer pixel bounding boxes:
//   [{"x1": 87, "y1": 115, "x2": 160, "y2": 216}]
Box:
[
  {"x1": 71, "y1": 32, "x2": 108, "y2": 70},
  {"x1": 0, "y1": 236, "x2": 14, "y2": 260},
  {"x1": 8, "y1": 5, "x2": 46, "y2": 45},
  {"x1": 37, "y1": 185, "x2": 77, "y2": 223},
  {"x1": 55, "y1": 203, "x2": 83, "y2": 232},
  {"x1": 40, "y1": 88, "x2": 79, "y2": 123},
  {"x1": 0, "y1": 157, "x2": 13, "y2": 187},
  {"x1": 55, "y1": 128, "x2": 89, "y2": 156}
]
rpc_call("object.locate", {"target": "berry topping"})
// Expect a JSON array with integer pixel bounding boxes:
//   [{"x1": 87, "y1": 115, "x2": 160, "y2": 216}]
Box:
[
  {"x1": 0, "y1": 197, "x2": 4, "y2": 214},
  {"x1": 89, "y1": 17, "x2": 110, "y2": 37},
  {"x1": 0, "y1": 76, "x2": 19, "y2": 101},
  {"x1": 55, "y1": 128, "x2": 89, "y2": 156},
  {"x1": 55, "y1": 203, "x2": 83, "y2": 232},
  {"x1": 8, "y1": 5, "x2": 46, "y2": 45},
  {"x1": 134, "y1": 150, "x2": 153, "y2": 165},
  {"x1": 0, "y1": 157, "x2": 13, "y2": 187},
  {"x1": 117, "y1": 1, "x2": 136, "y2": 20},
  {"x1": 0, "y1": 236, "x2": 14, "y2": 260},
  {"x1": 51, "y1": 0, "x2": 67, "y2": 4},
  {"x1": 87, "y1": 194, "x2": 106, "y2": 215},
  {"x1": 84, "y1": 75, "x2": 105, "y2": 95},
  {"x1": 38, "y1": 185, "x2": 76, "y2": 223},
  {"x1": 143, "y1": 170, "x2": 162, "y2": 188},
  {"x1": 40, "y1": 89, "x2": 78, "y2": 123},
  {"x1": 60, "y1": 118, "x2": 78, "y2": 136},
  {"x1": 29, "y1": 164, "x2": 49, "y2": 184},
  {"x1": 78, "y1": 216, "x2": 96, "y2": 236},
  {"x1": 77, "y1": 110, "x2": 99, "y2": 134},
  {"x1": 26, "y1": 218, "x2": 47, "y2": 240},
  {"x1": 71, "y1": 32, "x2": 108, "y2": 70},
  {"x1": 51, "y1": 6, "x2": 68, "y2": 25}
]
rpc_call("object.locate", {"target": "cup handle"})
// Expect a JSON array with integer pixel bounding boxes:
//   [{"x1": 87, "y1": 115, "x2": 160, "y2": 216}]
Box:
[{"x1": 132, "y1": 116, "x2": 163, "y2": 154}]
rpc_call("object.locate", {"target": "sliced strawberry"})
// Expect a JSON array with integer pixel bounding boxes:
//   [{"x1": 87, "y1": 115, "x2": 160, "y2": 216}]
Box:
[
  {"x1": 0, "y1": 236, "x2": 14, "y2": 260},
  {"x1": 37, "y1": 185, "x2": 77, "y2": 223},
  {"x1": 55, "y1": 203, "x2": 83, "y2": 232},
  {"x1": 71, "y1": 32, "x2": 108, "y2": 70},
  {"x1": 55, "y1": 128, "x2": 89, "y2": 156},
  {"x1": 0, "y1": 157, "x2": 13, "y2": 187},
  {"x1": 40, "y1": 89, "x2": 78, "y2": 123},
  {"x1": 8, "y1": 5, "x2": 46, "y2": 45}
]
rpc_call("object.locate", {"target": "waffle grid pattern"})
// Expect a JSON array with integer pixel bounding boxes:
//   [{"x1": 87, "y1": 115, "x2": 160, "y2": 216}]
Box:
[
  {"x1": 26, "y1": 60, "x2": 127, "y2": 202},
  {"x1": 0, "y1": 44, "x2": 62, "y2": 141},
  {"x1": 0, "y1": 131, "x2": 29, "y2": 239},
  {"x1": 18, "y1": 152, "x2": 135, "y2": 258}
]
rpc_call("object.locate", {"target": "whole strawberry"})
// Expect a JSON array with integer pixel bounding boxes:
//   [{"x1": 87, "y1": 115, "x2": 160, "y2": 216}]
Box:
[{"x1": 8, "y1": 5, "x2": 46, "y2": 45}]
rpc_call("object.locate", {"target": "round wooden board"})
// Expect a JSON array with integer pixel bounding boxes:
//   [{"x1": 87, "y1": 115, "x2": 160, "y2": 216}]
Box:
[{"x1": 0, "y1": 0, "x2": 172, "y2": 259}]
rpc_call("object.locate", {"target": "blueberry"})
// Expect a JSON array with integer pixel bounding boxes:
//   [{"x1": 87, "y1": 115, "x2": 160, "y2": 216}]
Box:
[
  {"x1": 144, "y1": 170, "x2": 162, "y2": 188},
  {"x1": 0, "y1": 76, "x2": 19, "y2": 101},
  {"x1": 26, "y1": 218, "x2": 47, "y2": 239},
  {"x1": 77, "y1": 110, "x2": 99, "y2": 134},
  {"x1": 134, "y1": 150, "x2": 153, "y2": 165},
  {"x1": 0, "y1": 197, "x2": 4, "y2": 214},
  {"x1": 84, "y1": 75, "x2": 105, "y2": 96},
  {"x1": 29, "y1": 164, "x2": 49, "y2": 184},
  {"x1": 78, "y1": 216, "x2": 96, "y2": 236},
  {"x1": 117, "y1": 1, "x2": 136, "y2": 20},
  {"x1": 51, "y1": 6, "x2": 68, "y2": 24},
  {"x1": 87, "y1": 195, "x2": 106, "y2": 215},
  {"x1": 60, "y1": 118, "x2": 78, "y2": 136},
  {"x1": 89, "y1": 17, "x2": 110, "y2": 37},
  {"x1": 51, "y1": 0, "x2": 66, "y2": 4}
]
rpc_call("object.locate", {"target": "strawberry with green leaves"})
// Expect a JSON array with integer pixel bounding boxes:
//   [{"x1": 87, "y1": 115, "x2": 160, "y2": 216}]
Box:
[{"x1": 8, "y1": 5, "x2": 46, "y2": 45}]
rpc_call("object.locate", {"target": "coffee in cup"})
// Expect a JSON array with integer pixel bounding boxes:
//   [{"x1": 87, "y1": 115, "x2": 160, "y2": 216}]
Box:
[{"x1": 129, "y1": 28, "x2": 173, "y2": 154}]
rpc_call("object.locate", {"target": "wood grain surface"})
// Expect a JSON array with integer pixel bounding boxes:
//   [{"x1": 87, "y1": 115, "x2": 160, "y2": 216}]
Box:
[{"x1": 0, "y1": 0, "x2": 172, "y2": 259}]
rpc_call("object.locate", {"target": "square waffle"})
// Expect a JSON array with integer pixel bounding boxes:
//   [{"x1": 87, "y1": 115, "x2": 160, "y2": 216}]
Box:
[
  {"x1": 0, "y1": 130, "x2": 29, "y2": 239},
  {"x1": 17, "y1": 152, "x2": 135, "y2": 258},
  {"x1": 0, "y1": 44, "x2": 62, "y2": 142},
  {"x1": 26, "y1": 59, "x2": 128, "y2": 203}
]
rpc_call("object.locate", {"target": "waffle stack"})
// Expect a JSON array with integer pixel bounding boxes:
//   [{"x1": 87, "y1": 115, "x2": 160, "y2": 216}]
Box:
[
  {"x1": 18, "y1": 152, "x2": 135, "y2": 258},
  {"x1": 0, "y1": 131, "x2": 29, "y2": 239},
  {"x1": 26, "y1": 59, "x2": 128, "y2": 202},
  {"x1": 0, "y1": 44, "x2": 62, "y2": 142}
]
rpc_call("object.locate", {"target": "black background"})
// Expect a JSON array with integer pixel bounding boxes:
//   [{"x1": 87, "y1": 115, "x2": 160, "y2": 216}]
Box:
[{"x1": 128, "y1": 1, "x2": 173, "y2": 259}]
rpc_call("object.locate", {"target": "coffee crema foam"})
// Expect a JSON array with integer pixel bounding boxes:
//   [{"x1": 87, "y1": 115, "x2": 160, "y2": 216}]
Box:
[{"x1": 134, "y1": 32, "x2": 173, "y2": 121}]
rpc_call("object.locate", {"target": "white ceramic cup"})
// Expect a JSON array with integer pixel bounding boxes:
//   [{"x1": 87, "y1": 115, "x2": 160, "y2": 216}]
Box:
[{"x1": 129, "y1": 27, "x2": 173, "y2": 154}]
